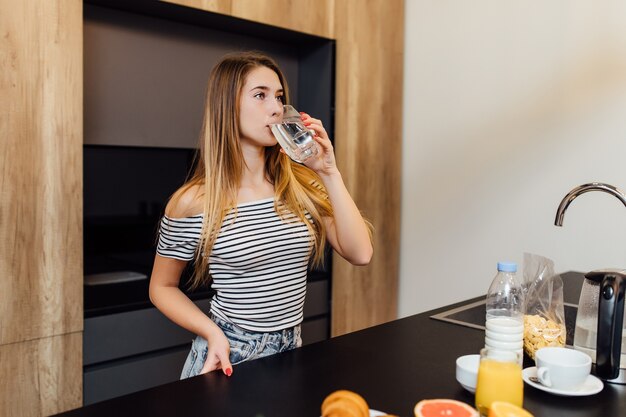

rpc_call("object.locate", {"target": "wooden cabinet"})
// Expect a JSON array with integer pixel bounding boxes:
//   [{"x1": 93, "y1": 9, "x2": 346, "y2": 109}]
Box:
[
  {"x1": 0, "y1": 0, "x2": 83, "y2": 415},
  {"x1": 164, "y1": 0, "x2": 335, "y2": 38},
  {"x1": 331, "y1": 0, "x2": 404, "y2": 336}
]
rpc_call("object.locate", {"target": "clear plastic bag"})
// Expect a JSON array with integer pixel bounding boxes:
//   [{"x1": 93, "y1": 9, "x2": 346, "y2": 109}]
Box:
[{"x1": 522, "y1": 253, "x2": 567, "y2": 359}]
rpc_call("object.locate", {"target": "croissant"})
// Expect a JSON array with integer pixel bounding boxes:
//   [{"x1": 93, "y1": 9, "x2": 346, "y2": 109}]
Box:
[
  {"x1": 321, "y1": 390, "x2": 399, "y2": 417},
  {"x1": 321, "y1": 390, "x2": 369, "y2": 417}
]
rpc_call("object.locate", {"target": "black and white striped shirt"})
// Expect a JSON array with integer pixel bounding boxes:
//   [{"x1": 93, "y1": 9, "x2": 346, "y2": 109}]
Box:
[{"x1": 157, "y1": 197, "x2": 314, "y2": 332}]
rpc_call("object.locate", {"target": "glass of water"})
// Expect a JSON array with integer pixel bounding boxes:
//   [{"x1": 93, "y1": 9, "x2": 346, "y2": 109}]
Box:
[{"x1": 270, "y1": 105, "x2": 319, "y2": 163}]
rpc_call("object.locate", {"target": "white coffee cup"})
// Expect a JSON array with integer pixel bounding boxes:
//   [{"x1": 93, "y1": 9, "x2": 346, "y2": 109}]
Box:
[{"x1": 535, "y1": 347, "x2": 591, "y2": 391}]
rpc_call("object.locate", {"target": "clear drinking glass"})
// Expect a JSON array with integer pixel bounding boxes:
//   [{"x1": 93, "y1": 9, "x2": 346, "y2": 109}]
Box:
[
  {"x1": 270, "y1": 105, "x2": 318, "y2": 163},
  {"x1": 475, "y1": 348, "x2": 523, "y2": 417}
]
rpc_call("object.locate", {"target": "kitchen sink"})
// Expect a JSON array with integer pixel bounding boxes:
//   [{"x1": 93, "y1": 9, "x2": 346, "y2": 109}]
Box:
[
  {"x1": 430, "y1": 298, "x2": 578, "y2": 346},
  {"x1": 430, "y1": 271, "x2": 584, "y2": 347}
]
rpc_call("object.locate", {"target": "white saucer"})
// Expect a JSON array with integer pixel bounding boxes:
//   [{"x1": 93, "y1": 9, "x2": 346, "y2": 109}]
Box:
[{"x1": 522, "y1": 367, "x2": 603, "y2": 396}]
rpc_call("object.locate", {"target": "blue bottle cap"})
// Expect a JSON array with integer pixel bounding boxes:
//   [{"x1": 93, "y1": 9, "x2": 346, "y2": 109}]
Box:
[{"x1": 497, "y1": 262, "x2": 517, "y2": 272}]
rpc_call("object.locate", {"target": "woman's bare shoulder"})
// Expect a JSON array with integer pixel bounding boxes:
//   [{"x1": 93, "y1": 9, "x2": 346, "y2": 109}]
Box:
[{"x1": 165, "y1": 184, "x2": 204, "y2": 218}]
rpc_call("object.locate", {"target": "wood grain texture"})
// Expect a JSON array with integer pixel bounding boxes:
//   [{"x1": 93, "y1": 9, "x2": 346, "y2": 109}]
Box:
[
  {"x1": 331, "y1": 0, "x2": 404, "y2": 336},
  {"x1": 161, "y1": 0, "x2": 232, "y2": 14},
  {"x1": 0, "y1": 0, "x2": 83, "y2": 343},
  {"x1": 232, "y1": 0, "x2": 334, "y2": 38},
  {"x1": 167, "y1": 0, "x2": 334, "y2": 38},
  {"x1": 0, "y1": 332, "x2": 82, "y2": 416},
  {"x1": 1, "y1": 1, "x2": 82, "y2": 413}
]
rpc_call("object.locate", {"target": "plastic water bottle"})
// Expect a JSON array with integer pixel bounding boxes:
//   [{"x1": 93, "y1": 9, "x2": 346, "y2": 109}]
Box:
[{"x1": 485, "y1": 262, "x2": 524, "y2": 363}]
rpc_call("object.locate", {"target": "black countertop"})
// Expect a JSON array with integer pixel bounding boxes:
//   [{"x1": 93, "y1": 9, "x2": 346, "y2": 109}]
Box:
[{"x1": 57, "y1": 272, "x2": 625, "y2": 417}]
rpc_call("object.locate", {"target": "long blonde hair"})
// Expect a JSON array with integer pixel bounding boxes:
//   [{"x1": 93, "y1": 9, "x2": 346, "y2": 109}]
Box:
[{"x1": 170, "y1": 51, "x2": 333, "y2": 289}]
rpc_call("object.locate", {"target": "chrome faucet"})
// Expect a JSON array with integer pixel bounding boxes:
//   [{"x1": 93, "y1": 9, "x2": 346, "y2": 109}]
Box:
[{"x1": 555, "y1": 182, "x2": 626, "y2": 226}]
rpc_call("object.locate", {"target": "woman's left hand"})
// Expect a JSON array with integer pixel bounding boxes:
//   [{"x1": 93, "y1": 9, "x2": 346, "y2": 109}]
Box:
[{"x1": 299, "y1": 112, "x2": 339, "y2": 177}]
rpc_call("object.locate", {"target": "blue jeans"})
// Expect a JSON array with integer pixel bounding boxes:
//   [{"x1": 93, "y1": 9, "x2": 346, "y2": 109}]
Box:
[{"x1": 180, "y1": 314, "x2": 302, "y2": 379}]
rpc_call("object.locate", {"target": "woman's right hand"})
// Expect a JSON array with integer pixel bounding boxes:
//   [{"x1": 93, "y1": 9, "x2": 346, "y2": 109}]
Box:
[
  {"x1": 149, "y1": 255, "x2": 233, "y2": 376},
  {"x1": 199, "y1": 327, "x2": 233, "y2": 376}
]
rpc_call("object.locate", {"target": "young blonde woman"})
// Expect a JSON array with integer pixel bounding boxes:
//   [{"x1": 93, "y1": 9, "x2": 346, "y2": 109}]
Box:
[{"x1": 149, "y1": 51, "x2": 372, "y2": 379}]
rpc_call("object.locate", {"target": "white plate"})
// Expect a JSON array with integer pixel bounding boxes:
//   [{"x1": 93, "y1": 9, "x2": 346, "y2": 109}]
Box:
[{"x1": 522, "y1": 367, "x2": 603, "y2": 396}]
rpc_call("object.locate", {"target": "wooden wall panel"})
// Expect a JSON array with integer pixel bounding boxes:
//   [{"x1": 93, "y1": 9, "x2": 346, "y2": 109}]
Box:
[
  {"x1": 162, "y1": 0, "x2": 232, "y2": 15},
  {"x1": 0, "y1": 0, "x2": 83, "y2": 345},
  {"x1": 164, "y1": 0, "x2": 334, "y2": 39},
  {"x1": 0, "y1": 0, "x2": 83, "y2": 415},
  {"x1": 231, "y1": 0, "x2": 334, "y2": 39},
  {"x1": 331, "y1": 0, "x2": 404, "y2": 336},
  {"x1": 0, "y1": 333, "x2": 82, "y2": 417}
]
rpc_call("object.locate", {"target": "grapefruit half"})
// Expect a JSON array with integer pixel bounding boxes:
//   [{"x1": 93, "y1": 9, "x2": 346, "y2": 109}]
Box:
[{"x1": 414, "y1": 399, "x2": 479, "y2": 417}]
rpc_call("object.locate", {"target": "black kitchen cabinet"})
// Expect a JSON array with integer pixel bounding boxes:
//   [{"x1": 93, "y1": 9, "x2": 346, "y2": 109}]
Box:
[{"x1": 83, "y1": 280, "x2": 330, "y2": 405}]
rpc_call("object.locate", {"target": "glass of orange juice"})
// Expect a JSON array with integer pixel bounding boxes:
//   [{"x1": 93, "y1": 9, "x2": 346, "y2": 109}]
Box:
[{"x1": 475, "y1": 348, "x2": 523, "y2": 417}]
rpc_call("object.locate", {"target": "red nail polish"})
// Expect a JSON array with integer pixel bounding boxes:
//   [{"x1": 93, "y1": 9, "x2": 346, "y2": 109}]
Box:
[{"x1": 225, "y1": 368, "x2": 232, "y2": 376}]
